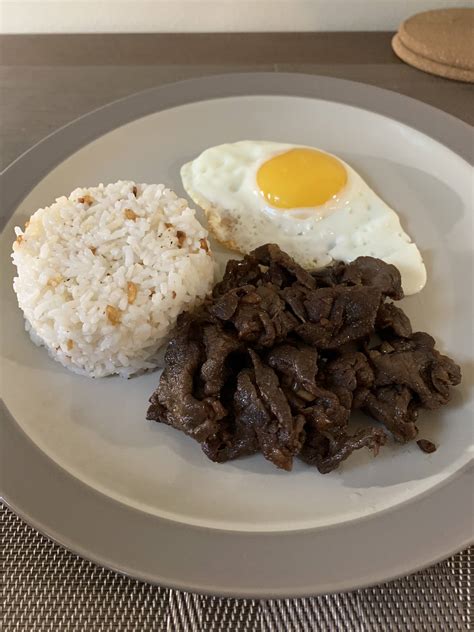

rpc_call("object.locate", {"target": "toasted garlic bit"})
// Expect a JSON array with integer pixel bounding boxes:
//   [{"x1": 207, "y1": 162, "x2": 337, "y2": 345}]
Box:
[
  {"x1": 124, "y1": 208, "x2": 138, "y2": 221},
  {"x1": 67, "y1": 339, "x2": 74, "y2": 350},
  {"x1": 149, "y1": 289, "x2": 156, "y2": 297},
  {"x1": 172, "y1": 291, "x2": 177, "y2": 299},
  {"x1": 127, "y1": 281, "x2": 138, "y2": 304},
  {"x1": 165, "y1": 222, "x2": 173, "y2": 229},
  {"x1": 78, "y1": 194, "x2": 94, "y2": 205},
  {"x1": 200, "y1": 238, "x2": 209, "y2": 253},
  {"x1": 89, "y1": 246, "x2": 97, "y2": 255},
  {"x1": 47, "y1": 275, "x2": 63, "y2": 288},
  {"x1": 106, "y1": 305, "x2": 121, "y2": 325},
  {"x1": 132, "y1": 185, "x2": 138, "y2": 197},
  {"x1": 176, "y1": 230, "x2": 186, "y2": 247}
]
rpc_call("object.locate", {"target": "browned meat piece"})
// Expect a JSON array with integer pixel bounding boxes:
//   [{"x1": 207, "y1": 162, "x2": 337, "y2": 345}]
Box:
[
  {"x1": 231, "y1": 369, "x2": 275, "y2": 458},
  {"x1": 298, "y1": 382, "x2": 386, "y2": 474},
  {"x1": 284, "y1": 379, "x2": 382, "y2": 474},
  {"x1": 312, "y1": 256, "x2": 403, "y2": 300},
  {"x1": 251, "y1": 243, "x2": 316, "y2": 289},
  {"x1": 200, "y1": 324, "x2": 242, "y2": 396},
  {"x1": 376, "y1": 302, "x2": 412, "y2": 338},
  {"x1": 321, "y1": 351, "x2": 374, "y2": 409},
  {"x1": 204, "y1": 360, "x2": 306, "y2": 471},
  {"x1": 367, "y1": 332, "x2": 461, "y2": 410},
  {"x1": 211, "y1": 283, "x2": 298, "y2": 347},
  {"x1": 297, "y1": 285, "x2": 382, "y2": 348},
  {"x1": 211, "y1": 286, "x2": 262, "y2": 339},
  {"x1": 213, "y1": 242, "x2": 315, "y2": 296},
  {"x1": 232, "y1": 368, "x2": 305, "y2": 470},
  {"x1": 201, "y1": 418, "x2": 258, "y2": 464},
  {"x1": 147, "y1": 316, "x2": 227, "y2": 442},
  {"x1": 312, "y1": 261, "x2": 346, "y2": 287},
  {"x1": 279, "y1": 284, "x2": 308, "y2": 321},
  {"x1": 250, "y1": 284, "x2": 298, "y2": 346},
  {"x1": 300, "y1": 426, "x2": 386, "y2": 474},
  {"x1": 300, "y1": 385, "x2": 351, "y2": 430},
  {"x1": 363, "y1": 385, "x2": 418, "y2": 441},
  {"x1": 266, "y1": 343, "x2": 318, "y2": 396},
  {"x1": 360, "y1": 332, "x2": 461, "y2": 441},
  {"x1": 209, "y1": 287, "x2": 242, "y2": 320},
  {"x1": 417, "y1": 439, "x2": 437, "y2": 453},
  {"x1": 202, "y1": 370, "x2": 261, "y2": 463},
  {"x1": 147, "y1": 245, "x2": 461, "y2": 475},
  {"x1": 326, "y1": 352, "x2": 374, "y2": 393},
  {"x1": 249, "y1": 350, "x2": 305, "y2": 469},
  {"x1": 212, "y1": 256, "x2": 263, "y2": 296},
  {"x1": 340, "y1": 256, "x2": 404, "y2": 300}
]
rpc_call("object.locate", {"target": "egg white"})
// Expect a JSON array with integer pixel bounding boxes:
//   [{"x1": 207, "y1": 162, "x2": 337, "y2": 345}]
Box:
[{"x1": 181, "y1": 141, "x2": 426, "y2": 295}]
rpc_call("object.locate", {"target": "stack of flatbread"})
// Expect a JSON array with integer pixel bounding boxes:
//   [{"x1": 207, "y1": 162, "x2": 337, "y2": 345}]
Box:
[{"x1": 392, "y1": 8, "x2": 474, "y2": 83}]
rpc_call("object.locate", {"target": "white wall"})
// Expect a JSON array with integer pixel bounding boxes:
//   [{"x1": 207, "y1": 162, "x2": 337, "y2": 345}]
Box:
[{"x1": 0, "y1": 0, "x2": 464, "y2": 34}]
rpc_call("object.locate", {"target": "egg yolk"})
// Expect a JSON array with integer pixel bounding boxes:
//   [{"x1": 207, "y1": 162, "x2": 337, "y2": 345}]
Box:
[{"x1": 257, "y1": 148, "x2": 347, "y2": 209}]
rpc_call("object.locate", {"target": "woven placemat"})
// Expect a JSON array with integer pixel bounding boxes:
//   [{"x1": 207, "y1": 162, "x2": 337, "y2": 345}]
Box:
[{"x1": 2, "y1": 504, "x2": 472, "y2": 631}]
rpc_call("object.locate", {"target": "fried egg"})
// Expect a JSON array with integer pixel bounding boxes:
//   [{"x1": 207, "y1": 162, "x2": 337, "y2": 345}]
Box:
[{"x1": 181, "y1": 141, "x2": 426, "y2": 295}]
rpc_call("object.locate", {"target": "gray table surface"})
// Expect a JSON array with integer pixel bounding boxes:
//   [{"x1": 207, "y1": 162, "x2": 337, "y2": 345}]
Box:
[{"x1": 1, "y1": 33, "x2": 473, "y2": 631}]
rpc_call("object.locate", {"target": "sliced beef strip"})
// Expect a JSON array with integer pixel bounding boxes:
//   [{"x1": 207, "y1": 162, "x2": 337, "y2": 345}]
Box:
[
  {"x1": 251, "y1": 243, "x2": 316, "y2": 289},
  {"x1": 266, "y1": 343, "x2": 318, "y2": 396},
  {"x1": 312, "y1": 256, "x2": 403, "y2": 300},
  {"x1": 340, "y1": 256, "x2": 404, "y2": 300},
  {"x1": 300, "y1": 426, "x2": 387, "y2": 474},
  {"x1": 213, "y1": 243, "x2": 316, "y2": 297},
  {"x1": 212, "y1": 283, "x2": 299, "y2": 347},
  {"x1": 367, "y1": 332, "x2": 461, "y2": 410},
  {"x1": 283, "y1": 386, "x2": 315, "y2": 413},
  {"x1": 311, "y1": 261, "x2": 346, "y2": 287},
  {"x1": 224, "y1": 291, "x2": 265, "y2": 342},
  {"x1": 376, "y1": 302, "x2": 412, "y2": 338},
  {"x1": 321, "y1": 351, "x2": 375, "y2": 410},
  {"x1": 297, "y1": 285, "x2": 382, "y2": 348},
  {"x1": 209, "y1": 287, "x2": 242, "y2": 320},
  {"x1": 249, "y1": 349, "x2": 305, "y2": 469},
  {"x1": 201, "y1": 421, "x2": 258, "y2": 463},
  {"x1": 299, "y1": 385, "x2": 351, "y2": 431},
  {"x1": 204, "y1": 362, "x2": 306, "y2": 471},
  {"x1": 363, "y1": 385, "x2": 418, "y2": 442},
  {"x1": 328, "y1": 352, "x2": 374, "y2": 392},
  {"x1": 254, "y1": 285, "x2": 300, "y2": 346},
  {"x1": 217, "y1": 291, "x2": 272, "y2": 344},
  {"x1": 361, "y1": 332, "x2": 461, "y2": 441},
  {"x1": 147, "y1": 318, "x2": 226, "y2": 442},
  {"x1": 279, "y1": 284, "x2": 309, "y2": 322},
  {"x1": 200, "y1": 324, "x2": 242, "y2": 396},
  {"x1": 262, "y1": 259, "x2": 293, "y2": 288},
  {"x1": 299, "y1": 388, "x2": 386, "y2": 475},
  {"x1": 202, "y1": 370, "x2": 262, "y2": 463},
  {"x1": 430, "y1": 353, "x2": 462, "y2": 403},
  {"x1": 212, "y1": 256, "x2": 263, "y2": 296},
  {"x1": 235, "y1": 369, "x2": 306, "y2": 470}
]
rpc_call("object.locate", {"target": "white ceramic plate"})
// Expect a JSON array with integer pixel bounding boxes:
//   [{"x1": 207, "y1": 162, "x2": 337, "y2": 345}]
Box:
[{"x1": 1, "y1": 74, "x2": 473, "y2": 597}]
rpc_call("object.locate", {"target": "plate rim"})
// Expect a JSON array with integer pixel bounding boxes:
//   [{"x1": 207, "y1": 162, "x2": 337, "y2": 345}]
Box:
[
  {"x1": 2, "y1": 401, "x2": 472, "y2": 598},
  {"x1": 1, "y1": 73, "x2": 473, "y2": 596},
  {"x1": 1, "y1": 72, "x2": 472, "y2": 230}
]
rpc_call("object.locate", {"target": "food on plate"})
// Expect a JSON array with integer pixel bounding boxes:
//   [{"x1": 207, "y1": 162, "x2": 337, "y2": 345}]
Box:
[
  {"x1": 417, "y1": 439, "x2": 437, "y2": 453},
  {"x1": 181, "y1": 141, "x2": 426, "y2": 295},
  {"x1": 11, "y1": 181, "x2": 214, "y2": 377},
  {"x1": 147, "y1": 244, "x2": 460, "y2": 474}
]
